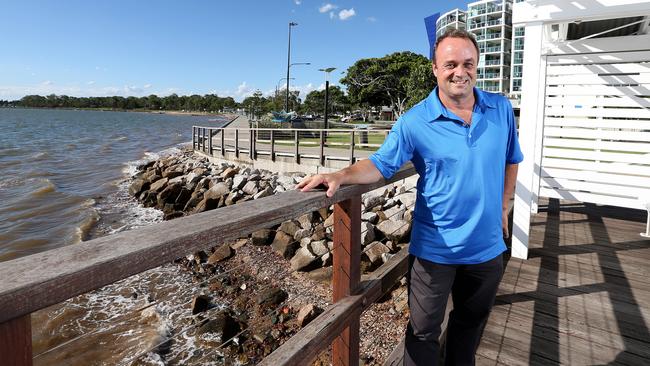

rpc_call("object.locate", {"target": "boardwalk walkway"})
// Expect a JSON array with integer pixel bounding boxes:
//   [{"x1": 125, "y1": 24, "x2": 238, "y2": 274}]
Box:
[{"x1": 386, "y1": 198, "x2": 650, "y2": 365}]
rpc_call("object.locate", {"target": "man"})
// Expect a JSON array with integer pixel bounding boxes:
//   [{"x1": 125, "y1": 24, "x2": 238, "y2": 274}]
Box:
[{"x1": 298, "y1": 29, "x2": 522, "y2": 365}]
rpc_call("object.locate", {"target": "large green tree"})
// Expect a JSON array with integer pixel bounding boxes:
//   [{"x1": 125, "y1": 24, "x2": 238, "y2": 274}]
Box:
[
  {"x1": 341, "y1": 51, "x2": 435, "y2": 118},
  {"x1": 303, "y1": 86, "x2": 349, "y2": 115}
]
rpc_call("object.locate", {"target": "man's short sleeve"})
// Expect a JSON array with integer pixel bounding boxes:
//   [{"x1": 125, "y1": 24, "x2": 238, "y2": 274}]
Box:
[
  {"x1": 368, "y1": 118, "x2": 414, "y2": 179},
  {"x1": 505, "y1": 101, "x2": 524, "y2": 164}
]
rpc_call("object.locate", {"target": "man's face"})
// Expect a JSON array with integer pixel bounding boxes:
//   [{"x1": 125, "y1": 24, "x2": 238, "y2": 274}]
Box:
[{"x1": 433, "y1": 37, "x2": 478, "y2": 100}]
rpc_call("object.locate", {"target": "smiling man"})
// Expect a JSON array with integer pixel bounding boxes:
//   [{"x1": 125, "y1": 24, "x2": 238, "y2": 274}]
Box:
[{"x1": 297, "y1": 28, "x2": 522, "y2": 365}]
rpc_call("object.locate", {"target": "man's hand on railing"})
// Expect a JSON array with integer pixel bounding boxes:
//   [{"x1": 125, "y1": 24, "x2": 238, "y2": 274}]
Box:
[
  {"x1": 297, "y1": 160, "x2": 384, "y2": 198},
  {"x1": 297, "y1": 172, "x2": 344, "y2": 198}
]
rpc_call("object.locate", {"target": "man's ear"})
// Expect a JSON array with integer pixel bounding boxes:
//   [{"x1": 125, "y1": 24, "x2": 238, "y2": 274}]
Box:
[{"x1": 432, "y1": 62, "x2": 438, "y2": 79}]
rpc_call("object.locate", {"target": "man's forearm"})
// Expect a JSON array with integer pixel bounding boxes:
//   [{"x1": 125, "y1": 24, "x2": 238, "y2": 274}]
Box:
[
  {"x1": 503, "y1": 164, "x2": 518, "y2": 210},
  {"x1": 334, "y1": 159, "x2": 384, "y2": 186}
]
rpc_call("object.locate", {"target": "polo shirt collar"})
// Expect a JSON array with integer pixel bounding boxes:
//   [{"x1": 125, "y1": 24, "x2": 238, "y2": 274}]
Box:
[{"x1": 425, "y1": 86, "x2": 496, "y2": 122}]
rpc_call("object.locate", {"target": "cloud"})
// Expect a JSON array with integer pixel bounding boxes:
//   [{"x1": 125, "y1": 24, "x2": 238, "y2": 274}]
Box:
[
  {"x1": 294, "y1": 0, "x2": 302, "y2": 4},
  {"x1": 319, "y1": 3, "x2": 337, "y2": 13},
  {"x1": 367, "y1": 16, "x2": 377, "y2": 22},
  {"x1": 143, "y1": 84, "x2": 152, "y2": 89},
  {"x1": 339, "y1": 8, "x2": 355, "y2": 20},
  {"x1": 42, "y1": 80, "x2": 53, "y2": 85},
  {"x1": 330, "y1": 12, "x2": 335, "y2": 19},
  {"x1": 87, "y1": 81, "x2": 95, "y2": 85}
]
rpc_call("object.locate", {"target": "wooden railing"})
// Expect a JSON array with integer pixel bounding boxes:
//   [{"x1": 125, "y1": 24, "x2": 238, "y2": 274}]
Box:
[
  {"x1": 0, "y1": 166, "x2": 416, "y2": 366},
  {"x1": 192, "y1": 126, "x2": 390, "y2": 165}
]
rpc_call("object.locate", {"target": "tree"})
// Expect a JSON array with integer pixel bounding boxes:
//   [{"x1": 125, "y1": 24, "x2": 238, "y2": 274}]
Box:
[
  {"x1": 405, "y1": 63, "x2": 436, "y2": 110},
  {"x1": 341, "y1": 51, "x2": 433, "y2": 118},
  {"x1": 303, "y1": 86, "x2": 349, "y2": 115}
]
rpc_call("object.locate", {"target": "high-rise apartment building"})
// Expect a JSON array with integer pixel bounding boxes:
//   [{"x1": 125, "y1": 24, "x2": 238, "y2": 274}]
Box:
[
  {"x1": 510, "y1": 0, "x2": 526, "y2": 101},
  {"x1": 466, "y1": 0, "x2": 514, "y2": 93},
  {"x1": 436, "y1": 8, "x2": 467, "y2": 38}
]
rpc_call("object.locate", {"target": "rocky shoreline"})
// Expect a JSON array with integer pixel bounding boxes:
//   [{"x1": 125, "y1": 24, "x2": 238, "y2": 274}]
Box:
[{"x1": 127, "y1": 148, "x2": 414, "y2": 364}]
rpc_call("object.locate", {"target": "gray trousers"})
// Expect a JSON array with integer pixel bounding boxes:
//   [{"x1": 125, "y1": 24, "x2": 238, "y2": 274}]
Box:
[{"x1": 403, "y1": 253, "x2": 504, "y2": 366}]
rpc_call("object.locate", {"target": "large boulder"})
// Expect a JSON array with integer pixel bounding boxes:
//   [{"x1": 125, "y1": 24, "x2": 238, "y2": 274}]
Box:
[
  {"x1": 271, "y1": 231, "x2": 298, "y2": 259},
  {"x1": 149, "y1": 177, "x2": 169, "y2": 193},
  {"x1": 251, "y1": 229, "x2": 273, "y2": 246},
  {"x1": 128, "y1": 179, "x2": 149, "y2": 197},
  {"x1": 242, "y1": 181, "x2": 258, "y2": 196},
  {"x1": 278, "y1": 220, "x2": 300, "y2": 237},
  {"x1": 363, "y1": 191, "x2": 385, "y2": 211},
  {"x1": 290, "y1": 247, "x2": 318, "y2": 271},
  {"x1": 232, "y1": 175, "x2": 247, "y2": 190},
  {"x1": 157, "y1": 183, "x2": 182, "y2": 208},
  {"x1": 204, "y1": 182, "x2": 230, "y2": 201},
  {"x1": 221, "y1": 167, "x2": 239, "y2": 179},
  {"x1": 364, "y1": 241, "x2": 390, "y2": 265},
  {"x1": 256, "y1": 287, "x2": 288, "y2": 308},
  {"x1": 253, "y1": 186, "x2": 273, "y2": 200},
  {"x1": 377, "y1": 219, "x2": 412, "y2": 244},
  {"x1": 361, "y1": 222, "x2": 376, "y2": 246}
]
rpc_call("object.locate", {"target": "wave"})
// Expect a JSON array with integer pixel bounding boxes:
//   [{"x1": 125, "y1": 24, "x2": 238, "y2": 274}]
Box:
[
  {"x1": 0, "y1": 147, "x2": 25, "y2": 157},
  {"x1": 74, "y1": 208, "x2": 100, "y2": 243},
  {"x1": 114, "y1": 136, "x2": 128, "y2": 142},
  {"x1": 30, "y1": 151, "x2": 50, "y2": 161},
  {"x1": 30, "y1": 179, "x2": 57, "y2": 197}
]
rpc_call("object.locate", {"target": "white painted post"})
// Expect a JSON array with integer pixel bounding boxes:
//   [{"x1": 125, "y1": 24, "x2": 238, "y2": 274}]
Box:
[{"x1": 512, "y1": 21, "x2": 545, "y2": 260}]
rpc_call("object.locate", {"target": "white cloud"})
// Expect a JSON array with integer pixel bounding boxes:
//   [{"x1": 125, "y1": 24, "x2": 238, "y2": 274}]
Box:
[
  {"x1": 367, "y1": 16, "x2": 377, "y2": 22},
  {"x1": 0, "y1": 82, "x2": 168, "y2": 101},
  {"x1": 330, "y1": 12, "x2": 335, "y2": 19},
  {"x1": 294, "y1": 0, "x2": 302, "y2": 4},
  {"x1": 339, "y1": 8, "x2": 356, "y2": 20},
  {"x1": 144, "y1": 84, "x2": 152, "y2": 89},
  {"x1": 87, "y1": 81, "x2": 95, "y2": 85},
  {"x1": 42, "y1": 80, "x2": 53, "y2": 85},
  {"x1": 319, "y1": 3, "x2": 337, "y2": 13}
]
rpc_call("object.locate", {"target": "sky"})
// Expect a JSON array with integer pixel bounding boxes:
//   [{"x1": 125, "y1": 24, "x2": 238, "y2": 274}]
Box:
[{"x1": 0, "y1": 0, "x2": 470, "y2": 102}]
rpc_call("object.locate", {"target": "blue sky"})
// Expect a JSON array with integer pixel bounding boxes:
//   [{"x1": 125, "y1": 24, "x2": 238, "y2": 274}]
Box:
[{"x1": 0, "y1": 0, "x2": 469, "y2": 102}]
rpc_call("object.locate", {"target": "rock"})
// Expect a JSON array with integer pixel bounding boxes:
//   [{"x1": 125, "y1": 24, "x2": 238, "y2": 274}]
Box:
[
  {"x1": 377, "y1": 219, "x2": 412, "y2": 244},
  {"x1": 361, "y1": 212, "x2": 379, "y2": 224},
  {"x1": 397, "y1": 192, "x2": 417, "y2": 208},
  {"x1": 174, "y1": 188, "x2": 192, "y2": 210},
  {"x1": 232, "y1": 175, "x2": 247, "y2": 190},
  {"x1": 276, "y1": 175, "x2": 295, "y2": 189},
  {"x1": 297, "y1": 212, "x2": 316, "y2": 230},
  {"x1": 296, "y1": 304, "x2": 323, "y2": 328},
  {"x1": 231, "y1": 238, "x2": 248, "y2": 249},
  {"x1": 183, "y1": 191, "x2": 204, "y2": 212},
  {"x1": 191, "y1": 295, "x2": 211, "y2": 314},
  {"x1": 141, "y1": 191, "x2": 158, "y2": 207},
  {"x1": 196, "y1": 311, "x2": 241, "y2": 345},
  {"x1": 363, "y1": 191, "x2": 385, "y2": 210},
  {"x1": 309, "y1": 240, "x2": 329, "y2": 257},
  {"x1": 324, "y1": 213, "x2": 334, "y2": 228},
  {"x1": 157, "y1": 183, "x2": 182, "y2": 208},
  {"x1": 224, "y1": 191, "x2": 241, "y2": 206},
  {"x1": 204, "y1": 182, "x2": 230, "y2": 201},
  {"x1": 364, "y1": 241, "x2": 390, "y2": 265},
  {"x1": 293, "y1": 228, "x2": 312, "y2": 241},
  {"x1": 164, "y1": 211, "x2": 183, "y2": 220},
  {"x1": 361, "y1": 222, "x2": 376, "y2": 245},
  {"x1": 253, "y1": 186, "x2": 273, "y2": 200},
  {"x1": 318, "y1": 208, "x2": 330, "y2": 221},
  {"x1": 251, "y1": 229, "x2": 272, "y2": 246},
  {"x1": 256, "y1": 287, "x2": 288, "y2": 308},
  {"x1": 185, "y1": 172, "x2": 202, "y2": 189},
  {"x1": 193, "y1": 196, "x2": 220, "y2": 213},
  {"x1": 382, "y1": 198, "x2": 397, "y2": 210},
  {"x1": 271, "y1": 231, "x2": 298, "y2": 259},
  {"x1": 168, "y1": 175, "x2": 185, "y2": 185},
  {"x1": 310, "y1": 224, "x2": 326, "y2": 241},
  {"x1": 278, "y1": 220, "x2": 300, "y2": 237},
  {"x1": 300, "y1": 237, "x2": 311, "y2": 248},
  {"x1": 290, "y1": 247, "x2": 318, "y2": 271},
  {"x1": 221, "y1": 167, "x2": 239, "y2": 179},
  {"x1": 384, "y1": 205, "x2": 405, "y2": 221},
  {"x1": 320, "y1": 251, "x2": 332, "y2": 267},
  {"x1": 307, "y1": 267, "x2": 332, "y2": 284},
  {"x1": 242, "y1": 181, "x2": 258, "y2": 195},
  {"x1": 129, "y1": 179, "x2": 149, "y2": 196},
  {"x1": 207, "y1": 244, "x2": 234, "y2": 264},
  {"x1": 149, "y1": 178, "x2": 169, "y2": 193},
  {"x1": 162, "y1": 169, "x2": 183, "y2": 179}
]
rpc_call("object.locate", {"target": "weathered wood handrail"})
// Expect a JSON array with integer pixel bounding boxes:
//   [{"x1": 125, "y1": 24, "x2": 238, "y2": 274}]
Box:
[{"x1": 0, "y1": 164, "x2": 416, "y2": 365}]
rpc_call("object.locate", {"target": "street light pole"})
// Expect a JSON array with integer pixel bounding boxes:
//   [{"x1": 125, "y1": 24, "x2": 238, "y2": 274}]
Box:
[
  {"x1": 318, "y1": 67, "x2": 336, "y2": 131},
  {"x1": 285, "y1": 22, "x2": 297, "y2": 112}
]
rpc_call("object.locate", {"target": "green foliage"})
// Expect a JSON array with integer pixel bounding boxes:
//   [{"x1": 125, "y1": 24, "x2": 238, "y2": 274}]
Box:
[
  {"x1": 340, "y1": 51, "x2": 434, "y2": 117},
  {"x1": 303, "y1": 86, "x2": 349, "y2": 115},
  {"x1": 14, "y1": 93, "x2": 240, "y2": 112},
  {"x1": 405, "y1": 63, "x2": 436, "y2": 110}
]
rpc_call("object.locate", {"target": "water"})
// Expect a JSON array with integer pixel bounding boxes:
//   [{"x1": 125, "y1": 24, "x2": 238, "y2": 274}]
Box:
[
  {"x1": 0, "y1": 108, "x2": 229, "y2": 261},
  {"x1": 0, "y1": 108, "x2": 232, "y2": 365}
]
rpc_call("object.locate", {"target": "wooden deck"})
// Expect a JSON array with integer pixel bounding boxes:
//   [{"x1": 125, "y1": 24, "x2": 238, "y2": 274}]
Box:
[
  {"x1": 480, "y1": 199, "x2": 650, "y2": 365},
  {"x1": 385, "y1": 199, "x2": 650, "y2": 365}
]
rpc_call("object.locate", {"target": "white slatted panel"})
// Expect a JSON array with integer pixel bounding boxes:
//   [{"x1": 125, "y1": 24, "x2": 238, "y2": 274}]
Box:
[{"x1": 540, "y1": 45, "x2": 650, "y2": 210}]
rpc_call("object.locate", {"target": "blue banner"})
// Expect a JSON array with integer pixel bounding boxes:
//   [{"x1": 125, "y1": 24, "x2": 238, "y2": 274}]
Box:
[{"x1": 424, "y1": 12, "x2": 440, "y2": 60}]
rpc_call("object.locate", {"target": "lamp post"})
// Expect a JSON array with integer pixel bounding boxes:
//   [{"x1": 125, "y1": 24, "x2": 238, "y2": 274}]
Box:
[
  {"x1": 285, "y1": 62, "x2": 310, "y2": 112},
  {"x1": 285, "y1": 22, "x2": 298, "y2": 112},
  {"x1": 276, "y1": 77, "x2": 295, "y2": 101},
  {"x1": 318, "y1": 67, "x2": 336, "y2": 131}
]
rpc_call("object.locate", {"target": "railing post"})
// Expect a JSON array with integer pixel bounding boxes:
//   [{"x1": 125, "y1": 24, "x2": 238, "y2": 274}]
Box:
[
  {"x1": 270, "y1": 129, "x2": 275, "y2": 161},
  {"x1": 249, "y1": 129, "x2": 254, "y2": 159},
  {"x1": 252, "y1": 129, "x2": 257, "y2": 160},
  {"x1": 220, "y1": 128, "x2": 225, "y2": 157},
  {"x1": 320, "y1": 130, "x2": 325, "y2": 166},
  {"x1": 235, "y1": 129, "x2": 239, "y2": 158},
  {"x1": 208, "y1": 128, "x2": 213, "y2": 156},
  {"x1": 294, "y1": 129, "x2": 300, "y2": 164},
  {"x1": 349, "y1": 130, "x2": 356, "y2": 164},
  {"x1": 0, "y1": 315, "x2": 33, "y2": 366},
  {"x1": 192, "y1": 127, "x2": 196, "y2": 150},
  {"x1": 332, "y1": 196, "x2": 361, "y2": 366}
]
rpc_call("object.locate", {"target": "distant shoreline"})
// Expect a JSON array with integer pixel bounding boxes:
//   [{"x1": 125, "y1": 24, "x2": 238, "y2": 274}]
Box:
[{"x1": 0, "y1": 106, "x2": 233, "y2": 117}]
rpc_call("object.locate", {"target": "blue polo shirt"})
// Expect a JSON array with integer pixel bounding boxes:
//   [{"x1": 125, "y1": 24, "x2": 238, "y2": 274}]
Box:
[{"x1": 369, "y1": 87, "x2": 523, "y2": 264}]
